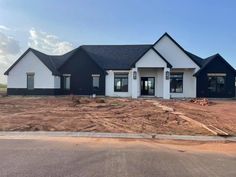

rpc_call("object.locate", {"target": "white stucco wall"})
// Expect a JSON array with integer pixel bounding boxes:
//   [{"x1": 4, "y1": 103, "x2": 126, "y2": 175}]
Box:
[
  {"x1": 154, "y1": 35, "x2": 200, "y2": 70},
  {"x1": 7, "y1": 51, "x2": 55, "y2": 88},
  {"x1": 105, "y1": 70, "x2": 132, "y2": 97},
  {"x1": 170, "y1": 69, "x2": 196, "y2": 98},
  {"x1": 135, "y1": 49, "x2": 167, "y2": 68}
]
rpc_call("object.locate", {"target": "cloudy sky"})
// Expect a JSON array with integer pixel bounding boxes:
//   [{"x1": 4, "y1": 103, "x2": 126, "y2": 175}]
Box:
[{"x1": 0, "y1": 0, "x2": 236, "y2": 84}]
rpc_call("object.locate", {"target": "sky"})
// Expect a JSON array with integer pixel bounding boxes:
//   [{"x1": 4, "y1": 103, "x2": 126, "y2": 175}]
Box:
[{"x1": 0, "y1": 0, "x2": 236, "y2": 84}]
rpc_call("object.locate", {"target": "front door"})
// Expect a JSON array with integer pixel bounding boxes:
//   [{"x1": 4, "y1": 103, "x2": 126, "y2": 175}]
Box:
[{"x1": 141, "y1": 77, "x2": 155, "y2": 96}]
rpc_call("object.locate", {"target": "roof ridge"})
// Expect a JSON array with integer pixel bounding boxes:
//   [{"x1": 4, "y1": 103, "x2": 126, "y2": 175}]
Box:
[
  {"x1": 30, "y1": 47, "x2": 74, "y2": 57},
  {"x1": 204, "y1": 53, "x2": 219, "y2": 60},
  {"x1": 81, "y1": 44, "x2": 152, "y2": 47}
]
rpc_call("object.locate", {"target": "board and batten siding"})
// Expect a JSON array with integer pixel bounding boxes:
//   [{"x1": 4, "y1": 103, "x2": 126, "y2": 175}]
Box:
[
  {"x1": 7, "y1": 51, "x2": 56, "y2": 89},
  {"x1": 59, "y1": 48, "x2": 106, "y2": 95},
  {"x1": 196, "y1": 56, "x2": 236, "y2": 98}
]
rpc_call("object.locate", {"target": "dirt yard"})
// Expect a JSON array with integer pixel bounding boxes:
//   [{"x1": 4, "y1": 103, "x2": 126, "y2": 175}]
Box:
[
  {"x1": 160, "y1": 99, "x2": 236, "y2": 135},
  {"x1": 0, "y1": 96, "x2": 235, "y2": 135},
  {"x1": 0, "y1": 96, "x2": 207, "y2": 135}
]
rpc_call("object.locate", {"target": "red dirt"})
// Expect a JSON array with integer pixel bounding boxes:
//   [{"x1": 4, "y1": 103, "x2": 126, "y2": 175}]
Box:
[
  {"x1": 0, "y1": 96, "x2": 210, "y2": 135},
  {"x1": 160, "y1": 99, "x2": 236, "y2": 135}
]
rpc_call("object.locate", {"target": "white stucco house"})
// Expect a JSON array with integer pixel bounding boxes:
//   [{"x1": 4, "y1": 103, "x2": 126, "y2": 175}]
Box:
[{"x1": 4, "y1": 33, "x2": 236, "y2": 98}]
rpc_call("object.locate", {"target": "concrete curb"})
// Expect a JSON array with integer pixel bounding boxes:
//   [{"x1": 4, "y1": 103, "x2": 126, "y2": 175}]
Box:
[{"x1": 0, "y1": 131, "x2": 236, "y2": 142}]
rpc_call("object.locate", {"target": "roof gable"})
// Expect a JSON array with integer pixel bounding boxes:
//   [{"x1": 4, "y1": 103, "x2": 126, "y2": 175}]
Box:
[
  {"x1": 135, "y1": 48, "x2": 169, "y2": 68},
  {"x1": 132, "y1": 46, "x2": 172, "y2": 68},
  {"x1": 153, "y1": 33, "x2": 201, "y2": 68},
  {"x1": 194, "y1": 54, "x2": 236, "y2": 76},
  {"x1": 5, "y1": 50, "x2": 53, "y2": 76},
  {"x1": 4, "y1": 48, "x2": 76, "y2": 75}
]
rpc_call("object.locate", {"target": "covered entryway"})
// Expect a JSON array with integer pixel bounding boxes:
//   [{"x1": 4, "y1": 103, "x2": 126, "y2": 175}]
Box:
[
  {"x1": 136, "y1": 68, "x2": 169, "y2": 98},
  {"x1": 140, "y1": 77, "x2": 155, "y2": 96},
  {"x1": 130, "y1": 46, "x2": 171, "y2": 99}
]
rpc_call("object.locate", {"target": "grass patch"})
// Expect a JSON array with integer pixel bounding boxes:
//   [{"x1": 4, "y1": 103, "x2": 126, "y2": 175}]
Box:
[
  {"x1": 0, "y1": 83, "x2": 6, "y2": 88},
  {"x1": 0, "y1": 87, "x2": 7, "y2": 92},
  {"x1": 0, "y1": 84, "x2": 7, "y2": 95}
]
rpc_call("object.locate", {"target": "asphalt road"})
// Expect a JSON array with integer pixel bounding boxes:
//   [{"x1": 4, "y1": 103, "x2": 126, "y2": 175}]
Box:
[{"x1": 0, "y1": 138, "x2": 235, "y2": 177}]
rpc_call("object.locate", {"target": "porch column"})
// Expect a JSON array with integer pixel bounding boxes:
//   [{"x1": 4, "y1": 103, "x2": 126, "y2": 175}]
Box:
[
  {"x1": 163, "y1": 67, "x2": 170, "y2": 99},
  {"x1": 131, "y1": 68, "x2": 138, "y2": 98}
]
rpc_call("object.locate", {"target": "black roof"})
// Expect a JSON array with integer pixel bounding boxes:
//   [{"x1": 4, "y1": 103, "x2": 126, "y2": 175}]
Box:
[
  {"x1": 184, "y1": 50, "x2": 205, "y2": 67},
  {"x1": 194, "y1": 53, "x2": 236, "y2": 76},
  {"x1": 30, "y1": 48, "x2": 79, "y2": 75},
  {"x1": 81, "y1": 45, "x2": 152, "y2": 70},
  {"x1": 5, "y1": 33, "x2": 235, "y2": 76}
]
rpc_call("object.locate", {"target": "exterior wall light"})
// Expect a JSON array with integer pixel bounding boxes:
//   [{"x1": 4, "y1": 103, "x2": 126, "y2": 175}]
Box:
[
  {"x1": 166, "y1": 71, "x2": 170, "y2": 80},
  {"x1": 133, "y1": 71, "x2": 137, "y2": 80}
]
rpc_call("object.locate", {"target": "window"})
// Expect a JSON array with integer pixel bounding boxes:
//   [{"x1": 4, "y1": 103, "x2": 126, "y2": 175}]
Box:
[
  {"x1": 27, "y1": 73, "x2": 34, "y2": 90},
  {"x1": 114, "y1": 73, "x2": 128, "y2": 92},
  {"x1": 170, "y1": 73, "x2": 183, "y2": 93},
  {"x1": 208, "y1": 73, "x2": 226, "y2": 93},
  {"x1": 63, "y1": 75, "x2": 71, "y2": 90},
  {"x1": 92, "y1": 74, "x2": 100, "y2": 89}
]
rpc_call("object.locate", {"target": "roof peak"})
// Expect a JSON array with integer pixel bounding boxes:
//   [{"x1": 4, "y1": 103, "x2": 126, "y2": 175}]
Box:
[{"x1": 29, "y1": 47, "x2": 78, "y2": 57}]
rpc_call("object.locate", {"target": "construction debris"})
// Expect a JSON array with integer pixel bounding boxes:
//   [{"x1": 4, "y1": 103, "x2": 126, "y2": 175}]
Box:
[
  {"x1": 189, "y1": 98, "x2": 213, "y2": 106},
  {"x1": 71, "y1": 96, "x2": 105, "y2": 106},
  {"x1": 149, "y1": 100, "x2": 230, "y2": 136}
]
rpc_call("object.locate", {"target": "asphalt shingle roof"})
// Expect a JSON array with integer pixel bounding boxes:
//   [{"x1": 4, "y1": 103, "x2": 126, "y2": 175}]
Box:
[
  {"x1": 193, "y1": 53, "x2": 236, "y2": 76},
  {"x1": 81, "y1": 45, "x2": 151, "y2": 70},
  {"x1": 184, "y1": 50, "x2": 205, "y2": 67},
  {"x1": 5, "y1": 41, "x2": 234, "y2": 76}
]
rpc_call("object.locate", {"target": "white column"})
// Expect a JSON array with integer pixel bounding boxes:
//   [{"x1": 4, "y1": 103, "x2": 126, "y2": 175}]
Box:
[
  {"x1": 131, "y1": 68, "x2": 138, "y2": 98},
  {"x1": 163, "y1": 67, "x2": 170, "y2": 99}
]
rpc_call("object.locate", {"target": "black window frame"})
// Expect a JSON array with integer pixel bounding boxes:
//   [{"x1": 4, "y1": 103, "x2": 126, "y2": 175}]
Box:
[
  {"x1": 26, "y1": 73, "x2": 35, "y2": 90},
  {"x1": 114, "y1": 73, "x2": 128, "y2": 92},
  {"x1": 92, "y1": 74, "x2": 100, "y2": 89},
  {"x1": 170, "y1": 73, "x2": 183, "y2": 93},
  {"x1": 207, "y1": 74, "x2": 226, "y2": 94},
  {"x1": 63, "y1": 75, "x2": 71, "y2": 90}
]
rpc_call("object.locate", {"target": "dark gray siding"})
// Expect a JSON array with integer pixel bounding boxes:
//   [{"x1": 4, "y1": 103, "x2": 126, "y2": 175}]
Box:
[
  {"x1": 197, "y1": 57, "x2": 235, "y2": 98},
  {"x1": 7, "y1": 88, "x2": 61, "y2": 95},
  {"x1": 59, "y1": 48, "x2": 106, "y2": 95}
]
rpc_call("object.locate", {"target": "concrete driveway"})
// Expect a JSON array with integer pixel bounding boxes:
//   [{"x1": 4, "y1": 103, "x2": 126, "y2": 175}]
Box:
[{"x1": 0, "y1": 137, "x2": 235, "y2": 177}]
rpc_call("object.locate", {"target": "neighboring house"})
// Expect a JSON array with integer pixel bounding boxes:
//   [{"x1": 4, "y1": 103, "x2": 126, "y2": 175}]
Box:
[{"x1": 4, "y1": 33, "x2": 236, "y2": 98}]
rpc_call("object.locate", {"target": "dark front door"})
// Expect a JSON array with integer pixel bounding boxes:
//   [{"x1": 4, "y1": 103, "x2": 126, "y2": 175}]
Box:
[{"x1": 141, "y1": 77, "x2": 155, "y2": 96}]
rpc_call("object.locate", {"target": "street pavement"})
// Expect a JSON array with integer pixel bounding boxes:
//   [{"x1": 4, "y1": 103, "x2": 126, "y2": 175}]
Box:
[{"x1": 0, "y1": 138, "x2": 235, "y2": 177}]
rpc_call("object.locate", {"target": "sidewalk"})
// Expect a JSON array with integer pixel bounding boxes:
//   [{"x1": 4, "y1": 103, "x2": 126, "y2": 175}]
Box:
[{"x1": 0, "y1": 131, "x2": 236, "y2": 142}]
